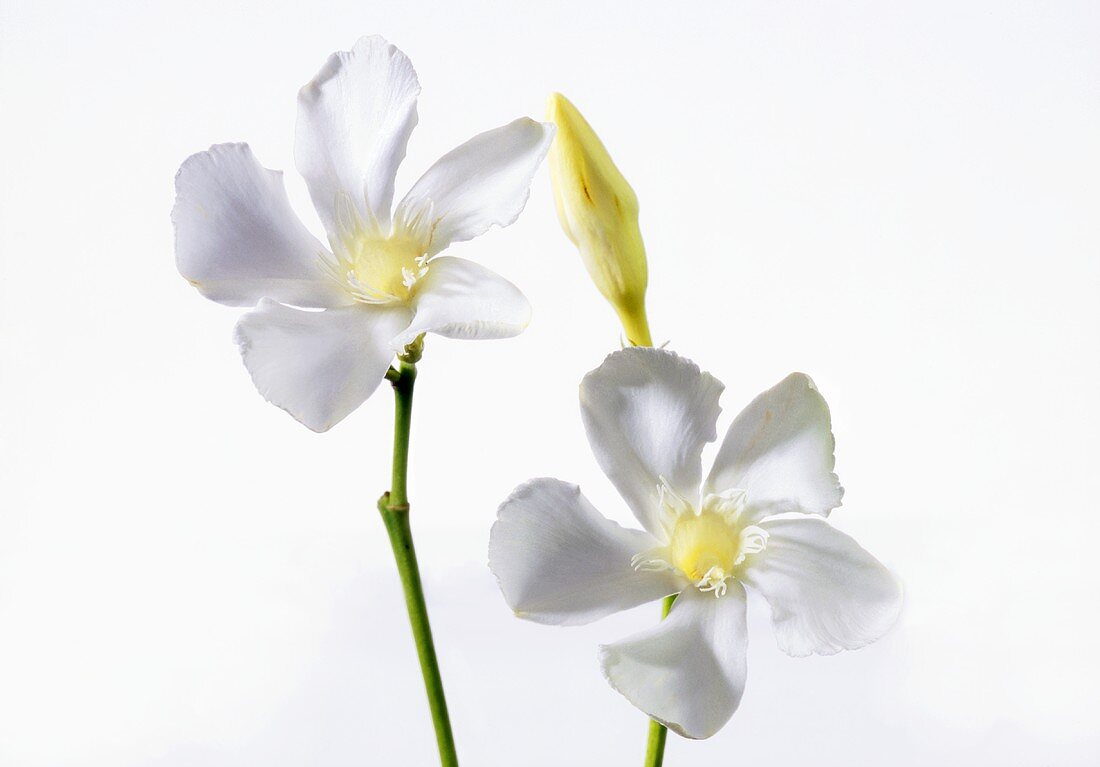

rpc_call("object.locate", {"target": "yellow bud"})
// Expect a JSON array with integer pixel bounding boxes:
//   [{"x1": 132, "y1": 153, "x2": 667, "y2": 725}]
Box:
[{"x1": 546, "y1": 93, "x2": 652, "y2": 346}]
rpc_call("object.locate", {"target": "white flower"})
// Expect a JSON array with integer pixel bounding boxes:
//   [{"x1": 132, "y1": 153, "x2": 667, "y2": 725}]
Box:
[
  {"x1": 489, "y1": 347, "x2": 902, "y2": 739},
  {"x1": 173, "y1": 36, "x2": 555, "y2": 432}
]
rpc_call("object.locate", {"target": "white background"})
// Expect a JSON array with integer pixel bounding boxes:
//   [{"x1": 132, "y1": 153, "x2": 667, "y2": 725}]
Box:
[{"x1": 2, "y1": 1, "x2": 1098, "y2": 764}]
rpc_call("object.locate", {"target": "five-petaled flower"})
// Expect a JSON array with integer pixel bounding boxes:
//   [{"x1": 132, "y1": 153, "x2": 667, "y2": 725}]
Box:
[
  {"x1": 173, "y1": 36, "x2": 555, "y2": 431},
  {"x1": 489, "y1": 347, "x2": 902, "y2": 739}
]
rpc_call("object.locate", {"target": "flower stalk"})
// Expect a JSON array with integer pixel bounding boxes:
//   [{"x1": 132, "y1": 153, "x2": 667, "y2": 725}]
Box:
[
  {"x1": 642, "y1": 594, "x2": 676, "y2": 767},
  {"x1": 377, "y1": 340, "x2": 458, "y2": 766}
]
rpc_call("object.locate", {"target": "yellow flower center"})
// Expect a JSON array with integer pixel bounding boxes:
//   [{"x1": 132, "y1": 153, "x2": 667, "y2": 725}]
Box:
[
  {"x1": 320, "y1": 194, "x2": 431, "y2": 305},
  {"x1": 668, "y1": 510, "x2": 742, "y2": 585},
  {"x1": 345, "y1": 232, "x2": 426, "y2": 303},
  {"x1": 631, "y1": 487, "x2": 769, "y2": 598}
]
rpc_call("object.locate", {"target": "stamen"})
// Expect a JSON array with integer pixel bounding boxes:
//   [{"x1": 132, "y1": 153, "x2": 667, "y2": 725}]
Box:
[{"x1": 695, "y1": 566, "x2": 729, "y2": 597}]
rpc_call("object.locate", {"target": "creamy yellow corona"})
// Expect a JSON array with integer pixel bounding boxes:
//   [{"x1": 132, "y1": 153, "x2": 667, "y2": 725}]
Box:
[
  {"x1": 546, "y1": 93, "x2": 652, "y2": 346},
  {"x1": 631, "y1": 483, "x2": 769, "y2": 598}
]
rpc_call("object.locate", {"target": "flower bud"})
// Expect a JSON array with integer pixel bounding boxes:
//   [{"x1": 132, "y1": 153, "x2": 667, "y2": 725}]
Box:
[{"x1": 546, "y1": 93, "x2": 652, "y2": 346}]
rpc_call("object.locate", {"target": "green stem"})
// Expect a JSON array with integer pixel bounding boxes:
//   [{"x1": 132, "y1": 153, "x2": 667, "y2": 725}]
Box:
[
  {"x1": 377, "y1": 355, "x2": 458, "y2": 766},
  {"x1": 642, "y1": 594, "x2": 677, "y2": 767}
]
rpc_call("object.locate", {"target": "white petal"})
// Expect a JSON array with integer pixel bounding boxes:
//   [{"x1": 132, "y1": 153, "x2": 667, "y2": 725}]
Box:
[
  {"x1": 580, "y1": 348, "x2": 724, "y2": 537},
  {"x1": 234, "y1": 299, "x2": 412, "y2": 432},
  {"x1": 394, "y1": 118, "x2": 554, "y2": 256},
  {"x1": 743, "y1": 517, "x2": 902, "y2": 657},
  {"x1": 173, "y1": 143, "x2": 347, "y2": 308},
  {"x1": 295, "y1": 35, "x2": 420, "y2": 235},
  {"x1": 489, "y1": 479, "x2": 680, "y2": 626},
  {"x1": 389, "y1": 257, "x2": 531, "y2": 350},
  {"x1": 599, "y1": 586, "x2": 748, "y2": 740},
  {"x1": 705, "y1": 372, "x2": 843, "y2": 522}
]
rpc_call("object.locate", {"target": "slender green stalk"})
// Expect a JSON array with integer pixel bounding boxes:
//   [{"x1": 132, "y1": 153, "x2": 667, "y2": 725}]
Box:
[
  {"x1": 642, "y1": 594, "x2": 677, "y2": 767},
  {"x1": 377, "y1": 352, "x2": 458, "y2": 766}
]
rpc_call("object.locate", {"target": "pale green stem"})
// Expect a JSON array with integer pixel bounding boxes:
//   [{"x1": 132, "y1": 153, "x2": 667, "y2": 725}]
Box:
[
  {"x1": 642, "y1": 594, "x2": 677, "y2": 767},
  {"x1": 377, "y1": 354, "x2": 458, "y2": 766}
]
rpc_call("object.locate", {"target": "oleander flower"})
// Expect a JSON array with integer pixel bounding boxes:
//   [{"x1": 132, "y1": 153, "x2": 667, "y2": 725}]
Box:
[
  {"x1": 489, "y1": 347, "x2": 901, "y2": 739},
  {"x1": 173, "y1": 36, "x2": 555, "y2": 431}
]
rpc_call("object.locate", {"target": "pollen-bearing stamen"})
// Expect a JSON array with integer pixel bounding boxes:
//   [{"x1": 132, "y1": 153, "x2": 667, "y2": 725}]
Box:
[
  {"x1": 695, "y1": 566, "x2": 729, "y2": 597},
  {"x1": 401, "y1": 262, "x2": 428, "y2": 290}
]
